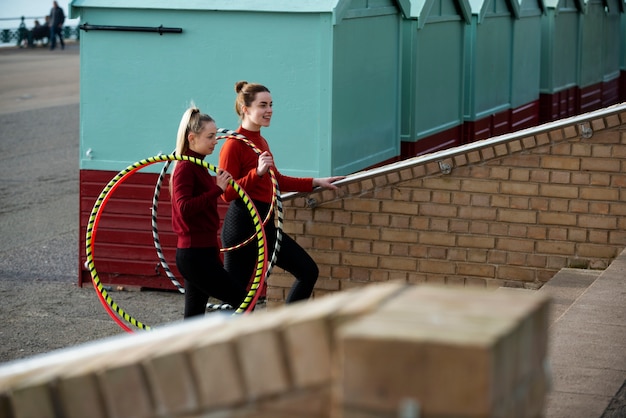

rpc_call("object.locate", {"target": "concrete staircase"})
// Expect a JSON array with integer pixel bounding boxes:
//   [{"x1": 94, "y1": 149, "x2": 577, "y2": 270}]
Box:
[{"x1": 537, "y1": 256, "x2": 626, "y2": 418}]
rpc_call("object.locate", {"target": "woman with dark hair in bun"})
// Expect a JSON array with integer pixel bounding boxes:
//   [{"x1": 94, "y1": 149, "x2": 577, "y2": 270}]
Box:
[
  {"x1": 219, "y1": 81, "x2": 344, "y2": 304},
  {"x1": 171, "y1": 105, "x2": 246, "y2": 318}
]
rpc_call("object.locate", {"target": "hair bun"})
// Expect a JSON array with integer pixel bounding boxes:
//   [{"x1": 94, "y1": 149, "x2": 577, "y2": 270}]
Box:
[{"x1": 235, "y1": 80, "x2": 248, "y2": 93}]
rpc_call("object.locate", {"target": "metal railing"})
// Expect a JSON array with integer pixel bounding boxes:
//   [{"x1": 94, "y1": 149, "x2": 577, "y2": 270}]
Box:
[{"x1": 0, "y1": 16, "x2": 80, "y2": 47}]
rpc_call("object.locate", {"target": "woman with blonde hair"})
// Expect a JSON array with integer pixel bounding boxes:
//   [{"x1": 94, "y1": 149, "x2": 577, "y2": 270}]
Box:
[{"x1": 171, "y1": 105, "x2": 246, "y2": 318}]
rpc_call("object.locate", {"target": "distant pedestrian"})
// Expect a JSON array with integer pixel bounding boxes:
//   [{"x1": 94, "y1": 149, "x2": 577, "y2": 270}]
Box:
[{"x1": 49, "y1": 1, "x2": 65, "y2": 50}]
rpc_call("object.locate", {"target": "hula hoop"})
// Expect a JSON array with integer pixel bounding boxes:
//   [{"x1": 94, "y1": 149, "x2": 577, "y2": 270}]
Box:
[
  {"x1": 150, "y1": 129, "x2": 284, "y2": 310},
  {"x1": 85, "y1": 154, "x2": 267, "y2": 332},
  {"x1": 150, "y1": 157, "x2": 238, "y2": 310},
  {"x1": 151, "y1": 157, "x2": 184, "y2": 293}
]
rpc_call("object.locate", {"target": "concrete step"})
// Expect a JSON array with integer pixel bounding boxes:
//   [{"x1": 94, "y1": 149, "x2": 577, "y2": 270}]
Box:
[
  {"x1": 538, "y1": 268, "x2": 602, "y2": 326},
  {"x1": 539, "y1": 253, "x2": 626, "y2": 418}
]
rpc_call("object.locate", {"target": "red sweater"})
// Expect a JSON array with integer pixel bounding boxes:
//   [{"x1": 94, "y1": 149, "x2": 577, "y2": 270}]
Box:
[
  {"x1": 171, "y1": 150, "x2": 223, "y2": 248},
  {"x1": 218, "y1": 127, "x2": 313, "y2": 203}
]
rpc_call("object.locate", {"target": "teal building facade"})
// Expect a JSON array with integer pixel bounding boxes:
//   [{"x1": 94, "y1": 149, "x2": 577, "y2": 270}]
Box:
[{"x1": 70, "y1": 0, "x2": 625, "y2": 289}]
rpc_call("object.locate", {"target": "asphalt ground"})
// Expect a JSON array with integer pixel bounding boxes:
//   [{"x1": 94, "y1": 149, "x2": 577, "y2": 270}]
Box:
[{"x1": 0, "y1": 42, "x2": 185, "y2": 363}]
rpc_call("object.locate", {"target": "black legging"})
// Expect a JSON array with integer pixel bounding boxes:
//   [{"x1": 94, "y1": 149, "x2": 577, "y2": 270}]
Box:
[
  {"x1": 221, "y1": 199, "x2": 318, "y2": 303},
  {"x1": 176, "y1": 247, "x2": 247, "y2": 318}
]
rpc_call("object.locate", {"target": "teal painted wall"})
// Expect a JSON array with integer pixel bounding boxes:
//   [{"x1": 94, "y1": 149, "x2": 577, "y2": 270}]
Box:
[
  {"x1": 511, "y1": 0, "x2": 543, "y2": 107},
  {"x1": 603, "y1": 0, "x2": 622, "y2": 82},
  {"x1": 540, "y1": 0, "x2": 622, "y2": 93},
  {"x1": 623, "y1": 2, "x2": 626, "y2": 71},
  {"x1": 400, "y1": 0, "x2": 467, "y2": 142},
  {"x1": 75, "y1": 3, "x2": 401, "y2": 177},
  {"x1": 539, "y1": 0, "x2": 579, "y2": 93},
  {"x1": 332, "y1": 13, "x2": 401, "y2": 174},
  {"x1": 464, "y1": 0, "x2": 513, "y2": 121},
  {"x1": 578, "y1": 0, "x2": 607, "y2": 88},
  {"x1": 78, "y1": 9, "x2": 328, "y2": 175}
]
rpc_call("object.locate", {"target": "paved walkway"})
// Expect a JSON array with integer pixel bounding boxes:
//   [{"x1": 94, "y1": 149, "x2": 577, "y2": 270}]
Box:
[
  {"x1": 540, "y1": 255, "x2": 626, "y2": 417},
  {"x1": 0, "y1": 41, "x2": 79, "y2": 115},
  {"x1": 0, "y1": 42, "x2": 624, "y2": 417}
]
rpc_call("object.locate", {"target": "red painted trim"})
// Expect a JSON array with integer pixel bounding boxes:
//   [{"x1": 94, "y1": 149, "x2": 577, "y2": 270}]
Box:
[
  {"x1": 401, "y1": 125, "x2": 463, "y2": 158},
  {"x1": 79, "y1": 169, "x2": 229, "y2": 290},
  {"x1": 578, "y1": 82, "x2": 603, "y2": 114},
  {"x1": 602, "y1": 77, "x2": 620, "y2": 107},
  {"x1": 539, "y1": 86, "x2": 578, "y2": 123},
  {"x1": 510, "y1": 100, "x2": 539, "y2": 131}
]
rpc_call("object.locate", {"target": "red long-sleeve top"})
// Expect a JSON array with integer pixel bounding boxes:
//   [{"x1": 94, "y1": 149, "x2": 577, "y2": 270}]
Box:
[
  {"x1": 171, "y1": 150, "x2": 223, "y2": 248},
  {"x1": 218, "y1": 127, "x2": 313, "y2": 203}
]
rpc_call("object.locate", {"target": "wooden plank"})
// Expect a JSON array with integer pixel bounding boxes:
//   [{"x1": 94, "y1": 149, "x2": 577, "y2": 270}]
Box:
[
  {"x1": 79, "y1": 169, "x2": 233, "y2": 289},
  {"x1": 510, "y1": 100, "x2": 539, "y2": 131}
]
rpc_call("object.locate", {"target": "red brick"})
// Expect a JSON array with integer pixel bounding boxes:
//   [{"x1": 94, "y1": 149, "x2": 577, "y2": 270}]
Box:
[
  {"x1": 235, "y1": 317, "x2": 293, "y2": 400},
  {"x1": 578, "y1": 214, "x2": 618, "y2": 229},
  {"x1": 10, "y1": 384, "x2": 56, "y2": 418},
  {"x1": 501, "y1": 182, "x2": 539, "y2": 196},
  {"x1": 498, "y1": 209, "x2": 537, "y2": 224},
  {"x1": 582, "y1": 157, "x2": 621, "y2": 172},
  {"x1": 381, "y1": 200, "x2": 418, "y2": 215},
  {"x1": 57, "y1": 374, "x2": 107, "y2": 418},
  {"x1": 342, "y1": 254, "x2": 379, "y2": 268},
  {"x1": 351, "y1": 212, "x2": 371, "y2": 225},
  {"x1": 538, "y1": 212, "x2": 577, "y2": 226},
  {"x1": 420, "y1": 259, "x2": 456, "y2": 274},
  {"x1": 100, "y1": 363, "x2": 155, "y2": 418},
  {"x1": 497, "y1": 265, "x2": 535, "y2": 281},
  {"x1": 541, "y1": 156, "x2": 580, "y2": 170},
  {"x1": 580, "y1": 187, "x2": 620, "y2": 201},
  {"x1": 144, "y1": 352, "x2": 198, "y2": 416},
  {"x1": 535, "y1": 240, "x2": 576, "y2": 255},
  {"x1": 458, "y1": 263, "x2": 496, "y2": 277},
  {"x1": 590, "y1": 172, "x2": 611, "y2": 186},
  {"x1": 306, "y1": 223, "x2": 342, "y2": 237},
  {"x1": 418, "y1": 202, "x2": 458, "y2": 217},
  {"x1": 459, "y1": 206, "x2": 497, "y2": 221},
  {"x1": 379, "y1": 256, "x2": 418, "y2": 271},
  {"x1": 351, "y1": 240, "x2": 371, "y2": 254},
  {"x1": 419, "y1": 231, "x2": 456, "y2": 247},
  {"x1": 381, "y1": 229, "x2": 418, "y2": 243},
  {"x1": 344, "y1": 199, "x2": 380, "y2": 212},
  {"x1": 458, "y1": 235, "x2": 495, "y2": 249},
  {"x1": 493, "y1": 237, "x2": 532, "y2": 253}
]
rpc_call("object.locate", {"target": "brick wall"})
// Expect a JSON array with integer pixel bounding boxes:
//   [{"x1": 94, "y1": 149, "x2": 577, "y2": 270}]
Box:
[
  {"x1": 267, "y1": 106, "x2": 626, "y2": 305},
  {"x1": 0, "y1": 283, "x2": 551, "y2": 418}
]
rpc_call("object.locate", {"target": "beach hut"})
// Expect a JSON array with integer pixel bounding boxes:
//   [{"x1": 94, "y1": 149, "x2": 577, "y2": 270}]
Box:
[
  {"x1": 539, "y1": 0, "x2": 623, "y2": 121},
  {"x1": 398, "y1": 0, "x2": 472, "y2": 157},
  {"x1": 462, "y1": 0, "x2": 516, "y2": 142},
  {"x1": 70, "y1": 0, "x2": 403, "y2": 289}
]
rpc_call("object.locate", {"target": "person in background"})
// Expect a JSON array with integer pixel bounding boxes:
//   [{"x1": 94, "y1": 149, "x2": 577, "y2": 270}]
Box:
[
  {"x1": 49, "y1": 1, "x2": 65, "y2": 50},
  {"x1": 31, "y1": 19, "x2": 49, "y2": 46},
  {"x1": 219, "y1": 81, "x2": 344, "y2": 305},
  {"x1": 170, "y1": 106, "x2": 247, "y2": 318}
]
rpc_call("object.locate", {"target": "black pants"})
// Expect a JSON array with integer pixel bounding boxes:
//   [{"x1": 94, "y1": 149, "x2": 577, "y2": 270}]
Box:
[
  {"x1": 176, "y1": 247, "x2": 247, "y2": 318},
  {"x1": 49, "y1": 26, "x2": 64, "y2": 50},
  {"x1": 221, "y1": 199, "x2": 318, "y2": 303}
]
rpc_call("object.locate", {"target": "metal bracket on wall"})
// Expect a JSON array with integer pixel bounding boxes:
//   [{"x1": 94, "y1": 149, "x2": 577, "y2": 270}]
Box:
[
  {"x1": 438, "y1": 161, "x2": 452, "y2": 175},
  {"x1": 579, "y1": 123, "x2": 593, "y2": 139},
  {"x1": 305, "y1": 197, "x2": 318, "y2": 208},
  {"x1": 79, "y1": 23, "x2": 183, "y2": 35}
]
